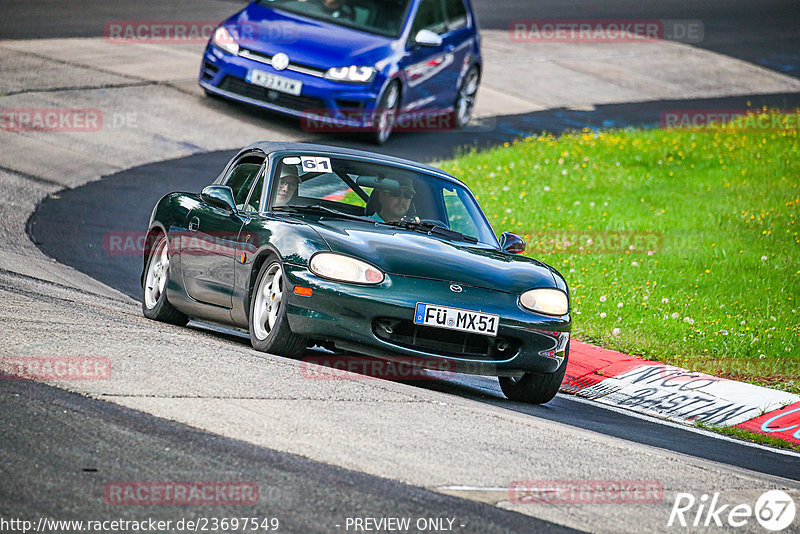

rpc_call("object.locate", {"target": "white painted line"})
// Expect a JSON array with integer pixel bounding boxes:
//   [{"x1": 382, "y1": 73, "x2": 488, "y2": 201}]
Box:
[{"x1": 437, "y1": 486, "x2": 509, "y2": 492}]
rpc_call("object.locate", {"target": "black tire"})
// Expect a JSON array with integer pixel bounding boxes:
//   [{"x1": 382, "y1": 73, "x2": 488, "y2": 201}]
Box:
[
  {"x1": 451, "y1": 66, "x2": 480, "y2": 129},
  {"x1": 142, "y1": 234, "x2": 189, "y2": 326},
  {"x1": 249, "y1": 257, "x2": 307, "y2": 357},
  {"x1": 372, "y1": 81, "x2": 400, "y2": 145},
  {"x1": 499, "y1": 349, "x2": 569, "y2": 404}
]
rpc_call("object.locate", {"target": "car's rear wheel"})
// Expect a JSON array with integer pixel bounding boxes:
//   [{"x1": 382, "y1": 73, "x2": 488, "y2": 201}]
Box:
[
  {"x1": 453, "y1": 66, "x2": 480, "y2": 129},
  {"x1": 249, "y1": 257, "x2": 307, "y2": 356},
  {"x1": 142, "y1": 234, "x2": 189, "y2": 325},
  {"x1": 499, "y1": 350, "x2": 568, "y2": 404},
  {"x1": 373, "y1": 81, "x2": 400, "y2": 145}
]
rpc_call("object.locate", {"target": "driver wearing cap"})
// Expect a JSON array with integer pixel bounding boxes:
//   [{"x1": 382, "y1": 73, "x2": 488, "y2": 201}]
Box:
[
  {"x1": 371, "y1": 177, "x2": 415, "y2": 223},
  {"x1": 274, "y1": 164, "x2": 300, "y2": 206}
]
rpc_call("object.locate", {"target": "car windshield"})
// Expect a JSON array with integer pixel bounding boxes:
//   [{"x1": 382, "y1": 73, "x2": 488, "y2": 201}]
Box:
[
  {"x1": 257, "y1": 0, "x2": 413, "y2": 37},
  {"x1": 269, "y1": 154, "x2": 498, "y2": 245}
]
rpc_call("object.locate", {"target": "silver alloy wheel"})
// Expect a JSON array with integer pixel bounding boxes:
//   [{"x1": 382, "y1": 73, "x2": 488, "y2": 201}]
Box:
[
  {"x1": 144, "y1": 237, "x2": 169, "y2": 309},
  {"x1": 376, "y1": 84, "x2": 399, "y2": 144},
  {"x1": 252, "y1": 262, "x2": 283, "y2": 341},
  {"x1": 456, "y1": 69, "x2": 479, "y2": 127}
]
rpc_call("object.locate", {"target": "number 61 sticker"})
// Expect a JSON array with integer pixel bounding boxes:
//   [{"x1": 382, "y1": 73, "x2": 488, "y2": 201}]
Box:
[{"x1": 301, "y1": 156, "x2": 331, "y2": 172}]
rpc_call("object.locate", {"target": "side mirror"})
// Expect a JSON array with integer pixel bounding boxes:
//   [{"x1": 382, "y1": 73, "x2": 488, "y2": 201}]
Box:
[
  {"x1": 414, "y1": 29, "x2": 443, "y2": 47},
  {"x1": 201, "y1": 185, "x2": 237, "y2": 213},
  {"x1": 500, "y1": 232, "x2": 525, "y2": 254}
]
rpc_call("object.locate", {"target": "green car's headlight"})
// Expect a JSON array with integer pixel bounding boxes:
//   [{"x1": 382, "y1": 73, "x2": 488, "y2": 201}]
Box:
[
  {"x1": 212, "y1": 26, "x2": 239, "y2": 55},
  {"x1": 324, "y1": 66, "x2": 376, "y2": 83},
  {"x1": 310, "y1": 253, "x2": 384, "y2": 285},
  {"x1": 520, "y1": 288, "x2": 569, "y2": 316}
]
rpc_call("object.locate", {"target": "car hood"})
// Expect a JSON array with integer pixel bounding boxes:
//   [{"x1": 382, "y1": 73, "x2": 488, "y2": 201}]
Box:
[
  {"x1": 308, "y1": 218, "x2": 559, "y2": 294},
  {"x1": 229, "y1": 3, "x2": 396, "y2": 69}
]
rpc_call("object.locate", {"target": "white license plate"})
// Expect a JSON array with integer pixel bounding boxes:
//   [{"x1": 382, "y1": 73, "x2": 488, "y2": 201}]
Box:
[
  {"x1": 246, "y1": 69, "x2": 302, "y2": 96},
  {"x1": 414, "y1": 303, "x2": 499, "y2": 337}
]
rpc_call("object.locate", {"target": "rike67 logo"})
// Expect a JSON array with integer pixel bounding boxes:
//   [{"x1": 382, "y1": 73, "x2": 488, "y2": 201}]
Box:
[{"x1": 668, "y1": 490, "x2": 796, "y2": 531}]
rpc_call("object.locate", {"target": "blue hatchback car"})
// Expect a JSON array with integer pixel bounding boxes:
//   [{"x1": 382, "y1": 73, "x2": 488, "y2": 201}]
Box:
[{"x1": 199, "y1": 0, "x2": 482, "y2": 143}]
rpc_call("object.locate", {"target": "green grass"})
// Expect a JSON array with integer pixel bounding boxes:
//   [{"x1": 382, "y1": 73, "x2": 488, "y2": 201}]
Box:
[
  {"x1": 440, "y1": 111, "x2": 800, "y2": 393},
  {"x1": 695, "y1": 421, "x2": 800, "y2": 452}
]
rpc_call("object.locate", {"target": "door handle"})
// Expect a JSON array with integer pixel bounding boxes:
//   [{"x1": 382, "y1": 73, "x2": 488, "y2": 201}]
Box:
[{"x1": 188, "y1": 217, "x2": 200, "y2": 232}]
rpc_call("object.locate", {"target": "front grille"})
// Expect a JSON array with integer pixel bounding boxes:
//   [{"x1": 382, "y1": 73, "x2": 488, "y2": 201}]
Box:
[
  {"x1": 238, "y1": 47, "x2": 327, "y2": 78},
  {"x1": 218, "y1": 76, "x2": 324, "y2": 112},
  {"x1": 373, "y1": 318, "x2": 520, "y2": 361}
]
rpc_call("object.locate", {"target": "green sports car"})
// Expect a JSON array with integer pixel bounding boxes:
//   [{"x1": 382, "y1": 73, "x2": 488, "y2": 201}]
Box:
[{"x1": 142, "y1": 142, "x2": 571, "y2": 403}]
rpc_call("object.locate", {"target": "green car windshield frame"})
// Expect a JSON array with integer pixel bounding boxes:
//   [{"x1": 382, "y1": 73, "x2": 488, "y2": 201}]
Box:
[{"x1": 268, "y1": 154, "x2": 498, "y2": 245}]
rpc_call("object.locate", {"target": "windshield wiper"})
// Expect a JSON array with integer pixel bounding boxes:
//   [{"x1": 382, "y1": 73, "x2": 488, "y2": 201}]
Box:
[
  {"x1": 273, "y1": 204, "x2": 377, "y2": 224},
  {"x1": 391, "y1": 220, "x2": 478, "y2": 243}
]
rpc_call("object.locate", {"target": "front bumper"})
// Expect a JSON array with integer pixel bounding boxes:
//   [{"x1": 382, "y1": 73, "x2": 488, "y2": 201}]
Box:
[
  {"x1": 199, "y1": 45, "x2": 381, "y2": 127},
  {"x1": 281, "y1": 264, "x2": 571, "y2": 376}
]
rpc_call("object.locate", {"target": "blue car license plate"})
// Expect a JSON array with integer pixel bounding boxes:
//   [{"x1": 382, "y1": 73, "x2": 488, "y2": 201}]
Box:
[
  {"x1": 246, "y1": 69, "x2": 302, "y2": 96},
  {"x1": 414, "y1": 303, "x2": 499, "y2": 337}
]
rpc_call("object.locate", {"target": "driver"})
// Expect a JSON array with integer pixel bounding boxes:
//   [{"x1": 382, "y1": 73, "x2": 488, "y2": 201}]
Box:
[
  {"x1": 274, "y1": 164, "x2": 300, "y2": 206},
  {"x1": 322, "y1": 0, "x2": 354, "y2": 19},
  {"x1": 371, "y1": 176, "x2": 415, "y2": 223},
  {"x1": 300, "y1": 0, "x2": 354, "y2": 19}
]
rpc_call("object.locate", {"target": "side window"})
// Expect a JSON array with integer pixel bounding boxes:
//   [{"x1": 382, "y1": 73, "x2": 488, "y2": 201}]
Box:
[
  {"x1": 411, "y1": 0, "x2": 447, "y2": 36},
  {"x1": 444, "y1": 0, "x2": 468, "y2": 30},
  {"x1": 443, "y1": 187, "x2": 479, "y2": 238},
  {"x1": 224, "y1": 156, "x2": 265, "y2": 208}
]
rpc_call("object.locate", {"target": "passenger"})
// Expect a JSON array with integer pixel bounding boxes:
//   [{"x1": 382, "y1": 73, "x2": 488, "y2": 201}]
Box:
[{"x1": 274, "y1": 165, "x2": 300, "y2": 206}]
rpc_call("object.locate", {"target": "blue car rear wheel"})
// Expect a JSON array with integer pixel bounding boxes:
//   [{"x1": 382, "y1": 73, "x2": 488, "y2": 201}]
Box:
[{"x1": 373, "y1": 81, "x2": 400, "y2": 145}]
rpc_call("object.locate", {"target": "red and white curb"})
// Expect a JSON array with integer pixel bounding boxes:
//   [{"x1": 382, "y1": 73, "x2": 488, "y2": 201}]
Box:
[{"x1": 562, "y1": 341, "x2": 800, "y2": 446}]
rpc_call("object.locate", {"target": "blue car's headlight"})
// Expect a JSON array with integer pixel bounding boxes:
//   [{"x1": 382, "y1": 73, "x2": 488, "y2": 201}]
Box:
[
  {"x1": 212, "y1": 26, "x2": 239, "y2": 55},
  {"x1": 325, "y1": 66, "x2": 376, "y2": 83},
  {"x1": 310, "y1": 253, "x2": 384, "y2": 284},
  {"x1": 520, "y1": 289, "x2": 569, "y2": 316}
]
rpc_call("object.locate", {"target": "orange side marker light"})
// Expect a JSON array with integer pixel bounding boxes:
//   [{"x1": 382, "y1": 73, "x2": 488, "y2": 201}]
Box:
[{"x1": 294, "y1": 286, "x2": 313, "y2": 297}]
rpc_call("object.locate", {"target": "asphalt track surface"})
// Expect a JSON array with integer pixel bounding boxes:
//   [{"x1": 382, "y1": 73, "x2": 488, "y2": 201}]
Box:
[
  {"x1": 1, "y1": 0, "x2": 799, "y2": 78},
  {"x1": 0, "y1": 378, "x2": 577, "y2": 533}
]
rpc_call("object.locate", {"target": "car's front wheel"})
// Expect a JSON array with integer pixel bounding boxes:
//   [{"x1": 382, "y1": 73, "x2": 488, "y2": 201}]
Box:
[
  {"x1": 142, "y1": 234, "x2": 189, "y2": 325},
  {"x1": 499, "y1": 350, "x2": 568, "y2": 404},
  {"x1": 249, "y1": 257, "x2": 307, "y2": 356}
]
